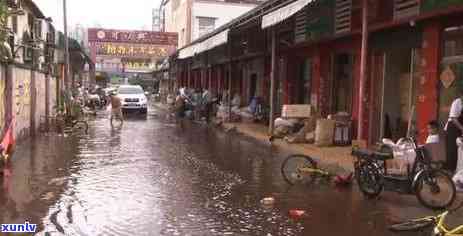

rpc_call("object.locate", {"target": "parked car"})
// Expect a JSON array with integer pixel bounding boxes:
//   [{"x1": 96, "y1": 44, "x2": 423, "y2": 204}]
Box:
[{"x1": 117, "y1": 85, "x2": 148, "y2": 114}]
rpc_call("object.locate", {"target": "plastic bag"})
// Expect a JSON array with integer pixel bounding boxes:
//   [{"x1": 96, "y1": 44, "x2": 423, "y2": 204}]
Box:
[
  {"x1": 453, "y1": 171, "x2": 463, "y2": 192},
  {"x1": 382, "y1": 138, "x2": 416, "y2": 174}
]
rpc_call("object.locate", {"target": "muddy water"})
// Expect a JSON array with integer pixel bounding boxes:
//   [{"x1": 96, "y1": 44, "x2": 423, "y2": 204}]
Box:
[{"x1": 0, "y1": 107, "x2": 448, "y2": 235}]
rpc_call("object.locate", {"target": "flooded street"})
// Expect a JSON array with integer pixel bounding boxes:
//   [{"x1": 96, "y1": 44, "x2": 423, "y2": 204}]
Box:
[{"x1": 0, "y1": 106, "x2": 459, "y2": 235}]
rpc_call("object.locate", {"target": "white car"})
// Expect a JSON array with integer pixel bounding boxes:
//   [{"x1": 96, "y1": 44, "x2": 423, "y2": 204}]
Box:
[{"x1": 117, "y1": 85, "x2": 148, "y2": 114}]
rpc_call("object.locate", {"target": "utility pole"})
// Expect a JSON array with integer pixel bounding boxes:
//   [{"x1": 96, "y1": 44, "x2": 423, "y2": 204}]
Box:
[
  {"x1": 269, "y1": 28, "x2": 276, "y2": 135},
  {"x1": 63, "y1": 0, "x2": 71, "y2": 90},
  {"x1": 357, "y1": 0, "x2": 369, "y2": 140}
]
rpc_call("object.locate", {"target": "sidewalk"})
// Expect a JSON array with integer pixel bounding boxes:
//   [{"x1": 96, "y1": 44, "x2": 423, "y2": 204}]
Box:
[
  {"x1": 221, "y1": 122, "x2": 355, "y2": 172},
  {"x1": 152, "y1": 101, "x2": 354, "y2": 172}
]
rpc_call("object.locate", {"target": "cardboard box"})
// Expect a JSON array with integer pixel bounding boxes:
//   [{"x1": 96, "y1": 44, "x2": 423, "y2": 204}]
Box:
[{"x1": 281, "y1": 105, "x2": 312, "y2": 118}]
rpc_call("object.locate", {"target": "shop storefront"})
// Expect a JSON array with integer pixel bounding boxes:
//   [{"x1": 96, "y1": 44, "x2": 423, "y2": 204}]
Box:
[
  {"x1": 438, "y1": 20, "x2": 463, "y2": 126},
  {"x1": 368, "y1": 27, "x2": 423, "y2": 143}
]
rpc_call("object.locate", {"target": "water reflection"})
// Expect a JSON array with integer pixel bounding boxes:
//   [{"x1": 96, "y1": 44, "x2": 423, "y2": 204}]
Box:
[{"x1": 0, "y1": 107, "x2": 455, "y2": 235}]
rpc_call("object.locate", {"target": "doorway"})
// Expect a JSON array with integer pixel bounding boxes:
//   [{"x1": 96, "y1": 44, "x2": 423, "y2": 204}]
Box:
[
  {"x1": 370, "y1": 48, "x2": 421, "y2": 142},
  {"x1": 250, "y1": 73, "x2": 257, "y2": 100},
  {"x1": 332, "y1": 53, "x2": 354, "y2": 114},
  {"x1": 298, "y1": 58, "x2": 311, "y2": 104}
]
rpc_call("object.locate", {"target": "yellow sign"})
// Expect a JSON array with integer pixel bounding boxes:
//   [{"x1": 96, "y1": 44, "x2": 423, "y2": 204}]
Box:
[{"x1": 96, "y1": 42, "x2": 169, "y2": 58}]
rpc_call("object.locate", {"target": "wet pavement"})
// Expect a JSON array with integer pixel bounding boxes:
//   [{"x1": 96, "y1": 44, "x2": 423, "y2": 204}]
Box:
[{"x1": 0, "y1": 105, "x2": 462, "y2": 236}]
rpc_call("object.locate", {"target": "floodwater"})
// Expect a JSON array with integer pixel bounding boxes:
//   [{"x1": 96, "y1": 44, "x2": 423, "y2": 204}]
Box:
[{"x1": 0, "y1": 105, "x2": 460, "y2": 235}]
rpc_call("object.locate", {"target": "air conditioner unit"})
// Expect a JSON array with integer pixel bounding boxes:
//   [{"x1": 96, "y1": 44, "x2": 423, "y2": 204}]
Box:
[
  {"x1": 46, "y1": 32, "x2": 55, "y2": 45},
  {"x1": 8, "y1": 35, "x2": 15, "y2": 52},
  {"x1": 23, "y1": 47, "x2": 33, "y2": 62},
  {"x1": 7, "y1": 0, "x2": 21, "y2": 8},
  {"x1": 34, "y1": 19, "x2": 43, "y2": 41},
  {"x1": 45, "y1": 48, "x2": 54, "y2": 63}
]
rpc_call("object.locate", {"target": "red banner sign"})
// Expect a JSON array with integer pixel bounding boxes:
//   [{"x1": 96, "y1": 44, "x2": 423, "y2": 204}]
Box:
[
  {"x1": 88, "y1": 28, "x2": 178, "y2": 46},
  {"x1": 92, "y1": 42, "x2": 175, "y2": 59}
]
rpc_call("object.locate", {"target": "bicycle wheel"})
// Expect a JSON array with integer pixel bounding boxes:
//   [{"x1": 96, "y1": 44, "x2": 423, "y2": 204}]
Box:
[
  {"x1": 72, "y1": 121, "x2": 89, "y2": 135},
  {"x1": 355, "y1": 161, "x2": 383, "y2": 198},
  {"x1": 415, "y1": 169, "x2": 456, "y2": 210},
  {"x1": 389, "y1": 219, "x2": 434, "y2": 232},
  {"x1": 281, "y1": 154, "x2": 318, "y2": 185}
]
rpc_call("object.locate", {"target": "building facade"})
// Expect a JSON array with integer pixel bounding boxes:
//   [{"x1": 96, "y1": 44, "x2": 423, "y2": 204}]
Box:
[
  {"x1": 172, "y1": 0, "x2": 463, "y2": 145},
  {"x1": 159, "y1": 0, "x2": 264, "y2": 48},
  {"x1": 0, "y1": 0, "x2": 92, "y2": 142}
]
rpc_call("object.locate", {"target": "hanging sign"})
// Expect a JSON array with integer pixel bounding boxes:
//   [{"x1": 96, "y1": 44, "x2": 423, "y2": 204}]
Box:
[{"x1": 440, "y1": 66, "x2": 455, "y2": 88}]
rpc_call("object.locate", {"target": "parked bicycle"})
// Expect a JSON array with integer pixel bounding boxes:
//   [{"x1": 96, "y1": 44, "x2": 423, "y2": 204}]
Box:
[
  {"x1": 39, "y1": 100, "x2": 89, "y2": 135},
  {"x1": 0, "y1": 145, "x2": 9, "y2": 176},
  {"x1": 281, "y1": 154, "x2": 353, "y2": 186},
  {"x1": 352, "y1": 137, "x2": 456, "y2": 210},
  {"x1": 389, "y1": 201, "x2": 463, "y2": 235}
]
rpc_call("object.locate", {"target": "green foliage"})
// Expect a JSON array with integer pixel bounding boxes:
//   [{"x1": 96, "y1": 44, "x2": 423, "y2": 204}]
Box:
[
  {"x1": 422, "y1": 0, "x2": 463, "y2": 12},
  {"x1": 0, "y1": 0, "x2": 8, "y2": 43}
]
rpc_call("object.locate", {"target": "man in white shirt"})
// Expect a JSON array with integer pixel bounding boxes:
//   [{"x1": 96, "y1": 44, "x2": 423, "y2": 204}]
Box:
[
  {"x1": 445, "y1": 89, "x2": 463, "y2": 171},
  {"x1": 203, "y1": 89, "x2": 213, "y2": 123}
]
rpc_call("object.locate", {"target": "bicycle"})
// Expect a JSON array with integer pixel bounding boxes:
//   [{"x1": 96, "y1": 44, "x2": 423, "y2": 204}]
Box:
[
  {"x1": 281, "y1": 154, "x2": 353, "y2": 186},
  {"x1": 110, "y1": 108, "x2": 124, "y2": 128},
  {"x1": 0, "y1": 145, "x2": 9, "y2": 176},
  {"x1": 40, "y1": 105, "x2": 89, "y2": 135},
  {"x1": 352, "y1": 137, "x2": 456, "y2": 210},
  {"x1": 389, "y1": 201, "x2": 463, "y2": 235}
]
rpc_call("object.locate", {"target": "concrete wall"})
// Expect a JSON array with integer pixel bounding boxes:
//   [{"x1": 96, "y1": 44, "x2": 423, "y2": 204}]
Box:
[
  {"x1": 0, "y1": 67, "x2": 5, "y2": 134},
  {"x1": 192, "y1": 1, "x2": 257, "y2": 41},
  {"x1": 9, "y1": 66, "x2": 57, "y2": 140},
  {"x1": 13, "y1": 67, "x2": 32, "y2": 139},
  {"x1": 165, "y1": 0, "x2": 190, "y2": 47}
]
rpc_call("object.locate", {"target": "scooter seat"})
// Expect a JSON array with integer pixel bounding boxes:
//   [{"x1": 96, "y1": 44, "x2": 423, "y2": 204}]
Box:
[{"x1": 352, "y1": 148, "x2": 393, "y2": 161}]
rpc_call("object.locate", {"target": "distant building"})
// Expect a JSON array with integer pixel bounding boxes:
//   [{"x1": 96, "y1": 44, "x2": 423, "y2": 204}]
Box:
[
  {"x1": 152, "y1": 8, "x2": 161, "y2": 31},
  {"x1": 159, "y1": 0, "x2": 264, "y2": 48},
  {"x1": 70, "y1": 24, "x2": 89, "y2": 53}
]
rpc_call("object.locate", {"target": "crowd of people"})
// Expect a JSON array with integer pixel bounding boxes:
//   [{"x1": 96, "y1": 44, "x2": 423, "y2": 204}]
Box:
[{"x1": 169, "y1": 87, "x2": 217, "y2": 125}]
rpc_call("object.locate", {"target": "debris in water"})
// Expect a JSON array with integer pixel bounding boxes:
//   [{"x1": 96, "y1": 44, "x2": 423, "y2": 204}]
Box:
[
  {"x1": 41, "y1": 192, "x2": 55, "y2": 201},
  {"x1": 48, "y1": 177, "x2": 66, "y2": 186},
  {"x1": 260, "y1": 197, "x2": 275, "y2": 205},
  {"x1": 225, "y1": 126, "x2": 237, "y2": 133},
  {"x1": 289, "y1": 210, "x2": 307, "y2": 219}
]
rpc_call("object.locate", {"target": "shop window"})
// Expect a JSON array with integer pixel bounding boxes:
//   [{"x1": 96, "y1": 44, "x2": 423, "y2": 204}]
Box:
[
  {"x1": 197, "y1": 17, "x2": 216, "y2": 37},
  {"x1": 298, "y1": 58, "x2": 312, "y2": 104},
  {"x1": 333, "y1": 53, "x2": 353, "y2": 113},
  {"x1": 393, "y1": 0, "x2": 420, "y2": 20},
  {"x1": 443, "y1": 26, "x2": 463, "y2": 58},
  {"x1": 439, "y1": 25, "x2": 463, "y2": 126},
  {"x1": 335, "y1": 0, "x2": 352, "y2": 34}
]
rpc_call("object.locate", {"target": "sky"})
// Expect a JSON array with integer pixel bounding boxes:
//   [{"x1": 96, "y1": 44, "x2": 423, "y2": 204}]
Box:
[{"x1": 36, "y1": 0, "x2": 162, "y2": 31}]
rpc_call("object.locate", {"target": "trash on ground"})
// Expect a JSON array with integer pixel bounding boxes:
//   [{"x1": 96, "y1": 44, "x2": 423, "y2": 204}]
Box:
[
  {"x1": 260, "y1": 197, "x2": 275, "y2": 205},
  {"x1": 225, "y1": 126, "x2": 237, "y2": 133},
  {"x1": 289, "y1": 209, "x2": 307, "y2": 219},
  {"x1": 333, "y1": 173, "x2": 353, "y2": 186}
]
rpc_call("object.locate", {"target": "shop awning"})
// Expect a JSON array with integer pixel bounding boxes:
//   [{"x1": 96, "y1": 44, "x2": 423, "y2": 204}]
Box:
[
  {"x1": 262, "y1": 0, "x2": 313, "y2": 29},
  {"x1": 196, "y1": 29, "x2": 229, "y2": 54},
  {"x1": 178, "y1": 29, "x2": 229, "y2": 59},
  {"x1": 178, "y1": 44, "x2": 197, "y2": 59}
]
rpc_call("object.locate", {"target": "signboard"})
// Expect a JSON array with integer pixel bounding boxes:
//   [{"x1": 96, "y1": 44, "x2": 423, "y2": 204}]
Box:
[
  {"x1": 93, "y1": 42, "x2": 173, "y2": 58},
  {"x1": 89, "y1": 28, "x2": 178, "y2": 73},
  {"x1": 88, "y1": 28, "x2": 178, "y2": 45},
  {"x1": 121, "y1": 58, "x2": 153, "y2": 71}
]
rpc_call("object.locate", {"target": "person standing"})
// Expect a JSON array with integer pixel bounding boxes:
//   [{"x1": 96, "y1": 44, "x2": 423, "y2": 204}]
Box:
[
  {"x1": 110, "y1": 92, "x2": 123, "y2": 126},
  {"x1": 203, "y1": 89, "x2": 213, "y2": 123},
  {"x1": 445, "y1": 88, "x2": 463, "y2": 172},
  {"x1": 175, "y1": 93, "x2": 186, "y2": 128}
]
